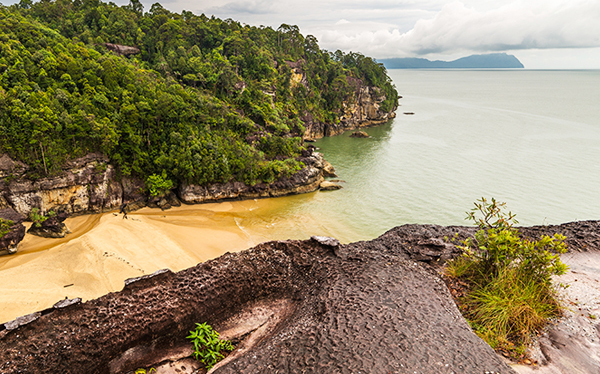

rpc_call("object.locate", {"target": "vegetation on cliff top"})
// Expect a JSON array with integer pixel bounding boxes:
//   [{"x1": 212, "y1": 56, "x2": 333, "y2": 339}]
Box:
[
  {"x1": 0, "y1": 0, "x2": 398, "y2": 187},
  {"x1": 445, "y1": 198, "x2": 567, "y2": 359}
]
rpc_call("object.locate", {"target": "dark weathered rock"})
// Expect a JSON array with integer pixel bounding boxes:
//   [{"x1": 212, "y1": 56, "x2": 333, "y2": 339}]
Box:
[
  {"x1": 0, "y1": 223, "x2": 522, "y2": 374},
  {"x1": 27, "y1": 212, "x2": 70, "y2": 238},
  {"x1": 0, "y1": 208, "x2": 25, "y2": 254},
  {"x1": 349, "y1": 130, "x2": 369, "y2": 138}
]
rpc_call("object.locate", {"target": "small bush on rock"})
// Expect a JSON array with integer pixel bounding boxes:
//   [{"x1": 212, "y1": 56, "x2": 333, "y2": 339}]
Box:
[
  {"x1": 445, "y1": 198, "x2": 568, "y2": 358},
  {"x1": 0, "y1": 218, "x2": 14, "y2": 239},
  {"x1": 187, "y1": 322, "x2": 234, "y2": 369}
]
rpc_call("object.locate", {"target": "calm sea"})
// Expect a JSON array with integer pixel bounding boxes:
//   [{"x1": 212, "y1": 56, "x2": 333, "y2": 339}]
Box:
[{"x1": 224, "y1": 70, "x2": 600, "y2": 244}]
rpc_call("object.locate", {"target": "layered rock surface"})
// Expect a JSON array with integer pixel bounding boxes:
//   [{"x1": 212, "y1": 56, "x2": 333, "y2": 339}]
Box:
[
  {"x1": 2, "y1": 222, "x2": 600, "y2": 373},
  {"x1": 178, "y1": 152, "x2": 326, "y2": 204},
  {"x1": 0, "y1": 224, "x2": 508, "y2": 374}
]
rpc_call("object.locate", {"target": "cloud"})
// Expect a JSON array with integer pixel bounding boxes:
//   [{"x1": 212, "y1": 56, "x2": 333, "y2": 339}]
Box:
[
  {"x1": 201, "y1": 0, "x2": 278, "y2": 16},
  {"x1": 311, "y1": 0, "x2": 600, "y2": 58}
]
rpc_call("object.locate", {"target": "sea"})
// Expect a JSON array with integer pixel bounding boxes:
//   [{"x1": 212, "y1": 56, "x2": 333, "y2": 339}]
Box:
[{"x1": 231, "y1": 69, "x2": 600, "y2": 244}]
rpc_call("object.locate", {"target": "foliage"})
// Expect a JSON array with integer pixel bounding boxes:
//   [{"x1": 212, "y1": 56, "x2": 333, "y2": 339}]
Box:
[
  {"x1": 186, "y1": 322, "x2": 234, "y2": 369},
  {"x1": 146, "y1": 170, "x2": 173, "y2": 197},
  {"x1": 0, "y1": 1, "x2": 398, "y2": 189},
  {"x1": 445, "y1": 198, "x2": 568, "y2": 358},
  {"x1": 28, "y1": 207, "x2": 47, "y2": 227},
  {"x1": 134, "y1": 369, "x2": 156, "y2": 374},
  {"x1": 0, "y1": 218, "x2": 14, "y2": 238}
]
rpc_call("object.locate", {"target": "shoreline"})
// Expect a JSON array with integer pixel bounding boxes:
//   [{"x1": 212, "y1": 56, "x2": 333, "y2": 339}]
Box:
[{"x1": 0, "y1": 201, "x2": 291, "y2": 323}]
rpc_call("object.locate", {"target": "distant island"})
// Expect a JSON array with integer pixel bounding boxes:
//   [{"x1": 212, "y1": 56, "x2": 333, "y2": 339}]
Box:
[{"x1": 378, "y1": 53, "x2": 524, "y2": 69}]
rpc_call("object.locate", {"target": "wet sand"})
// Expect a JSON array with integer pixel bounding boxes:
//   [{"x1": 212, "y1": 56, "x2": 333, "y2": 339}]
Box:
[{"x1": 0, "y1": 200, "x2": 311, "y2": 323}]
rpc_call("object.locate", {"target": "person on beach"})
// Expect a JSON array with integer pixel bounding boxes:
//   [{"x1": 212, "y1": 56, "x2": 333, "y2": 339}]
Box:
[{"x1": 119, "y1": 202, "x2": 128, "y2": 219}]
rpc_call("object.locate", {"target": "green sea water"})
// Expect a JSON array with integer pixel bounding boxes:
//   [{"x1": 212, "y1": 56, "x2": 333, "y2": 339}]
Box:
[{"x1": 233, "y1": 69, "x2": 600, "y2": 244}]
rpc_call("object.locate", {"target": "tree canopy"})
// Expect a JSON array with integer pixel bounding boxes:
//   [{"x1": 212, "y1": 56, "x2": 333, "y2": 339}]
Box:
[{"x1": 0, "y1": 0, "x2": 398, "y2": 187}]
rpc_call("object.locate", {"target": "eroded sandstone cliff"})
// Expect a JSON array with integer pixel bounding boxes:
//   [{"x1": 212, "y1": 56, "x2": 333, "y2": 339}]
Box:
[
  {"x1": 302, "y1": 78, "x2": 397, "y2": 139},
  {"x1": 0, "y1": 151, "x2": 330, "y2": 232}
]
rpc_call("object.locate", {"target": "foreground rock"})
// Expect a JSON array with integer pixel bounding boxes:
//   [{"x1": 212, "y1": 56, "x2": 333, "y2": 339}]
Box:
[
  {"x1": 0, "y1": 208, "x2": 25, "y2": 254},
  {"x1": 3, "y1": 221, "x2": 599, "y2": 373},
  {"x1": 26, "y1": 212, "x2": 70, "y2": 238},
  {"x1": 0, "y1": 224, "x2": 513, "y2": 374}
]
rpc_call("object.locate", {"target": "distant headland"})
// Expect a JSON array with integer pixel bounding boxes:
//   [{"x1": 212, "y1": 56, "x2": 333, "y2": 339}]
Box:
[{"x1": 379, "y1": 53, "x2": 524, "y2": 69}]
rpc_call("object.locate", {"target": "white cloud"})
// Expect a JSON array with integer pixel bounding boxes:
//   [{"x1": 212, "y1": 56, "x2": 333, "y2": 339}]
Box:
[
  {"x1": 3, "y1": 0, "x2": 599, "y2": 67},
  {"x1": 310, "y1": 0, "x2": 600, "y2": 59}
]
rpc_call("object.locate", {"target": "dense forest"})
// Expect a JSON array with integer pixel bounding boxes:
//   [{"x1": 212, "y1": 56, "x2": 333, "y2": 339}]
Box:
[{"x1": 0, "y1": 0, "x2": 398, "y2": 189}]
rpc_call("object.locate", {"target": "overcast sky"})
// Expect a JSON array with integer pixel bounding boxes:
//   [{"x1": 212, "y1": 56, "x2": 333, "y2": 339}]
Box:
[{"x1": 7, "y1": 0, "x2": 600, "y2": 68}]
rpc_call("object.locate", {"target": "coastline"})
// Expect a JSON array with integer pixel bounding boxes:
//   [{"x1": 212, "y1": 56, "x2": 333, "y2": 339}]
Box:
[{"x1": 0, "y1": 202, "x2": 289, "y2": 323}]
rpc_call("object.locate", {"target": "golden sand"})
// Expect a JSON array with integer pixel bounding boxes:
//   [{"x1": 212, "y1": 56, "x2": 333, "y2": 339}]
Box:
[{"x1": 0, "y1": 201, "x2": 281, "y2": 323}]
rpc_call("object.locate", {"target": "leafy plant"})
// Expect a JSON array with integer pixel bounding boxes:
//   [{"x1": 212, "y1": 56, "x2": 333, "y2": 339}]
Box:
[
  {"x1": 186, "y1": 322, "x2": 234, "y2": 369},
  {"x1": 445, "y1": 198, "x2": 568, "y2": 358},
  {"x1": 146, "y1": 171, "x2": 174, "y2": 197},
  {"x1": 28, "y1": 208, "x2": 48, "y2": 228},
  {"x1": 0, "y1": 218, "x2": 14, "y2": 239},
  {"x1": 134, "y1": 369, "x2": 156, "y2": 374}
]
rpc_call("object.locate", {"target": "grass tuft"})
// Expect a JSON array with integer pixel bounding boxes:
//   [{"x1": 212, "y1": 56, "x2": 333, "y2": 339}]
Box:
[{"x1": 445, "y1": 198, "x2": 567, "y2": 359}]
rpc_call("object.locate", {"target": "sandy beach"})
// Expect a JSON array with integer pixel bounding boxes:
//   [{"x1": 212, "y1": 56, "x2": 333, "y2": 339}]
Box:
[{"x1": 0, "y1": 201, "x2": 288, "y2": 323}]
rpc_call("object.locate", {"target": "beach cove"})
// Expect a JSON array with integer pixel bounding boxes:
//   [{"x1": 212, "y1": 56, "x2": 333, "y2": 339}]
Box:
[{"x1": 0, "y1": 198, "x2": 346, "y2": 323}]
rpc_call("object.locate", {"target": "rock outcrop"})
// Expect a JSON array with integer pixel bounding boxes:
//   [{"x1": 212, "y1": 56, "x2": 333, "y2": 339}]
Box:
[
  {"x1": 0, "y1": 224, "x2": 514, "y2": 374},
  {"x1": 104, "y1": 43, "x2": 141, "y2": 56},
  {"x1": 0, "y1": 208, "x2": 25, "y2": 254},
  {"x1": 178, "y1": 152, "x2": 326, "y2": 204},
  {"x1": 0, "y1": 153, "x2": 127, "y2": 217},
  {"x1": 350, "y1": 130, "x2": 369, "y2": 138},
  {"x1": 0, "y1": 151, "x2": 330, "y2": 220},
  {"x1": 303, "y1": 78, "x2": 397, "y2": 139},
  {"x1": 319, "y1": 180, "x2": 342, "y2": 191},
  {"x1": 27, "y1": 211, "x2": 71, "y2": 238}
]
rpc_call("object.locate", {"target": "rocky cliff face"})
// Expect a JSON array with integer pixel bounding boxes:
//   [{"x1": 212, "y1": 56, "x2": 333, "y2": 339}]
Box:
[
  {"x1": 302, "y1": 78, "x2": 397, "y2": 139},
  {"x1": 179, "y1": 152, "x2": 325, "y2": 204},
  {"x1": 0, "y1": 153, "x2": 127, "y2": 217},
  {"x1": 0, "y1": 151, "x2": 330, "y2": 230}
]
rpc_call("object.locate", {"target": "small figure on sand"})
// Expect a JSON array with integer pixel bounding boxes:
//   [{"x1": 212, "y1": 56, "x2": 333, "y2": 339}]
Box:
[{"x1": 119, "y1": 202, "x2": 128, "y2": 219}]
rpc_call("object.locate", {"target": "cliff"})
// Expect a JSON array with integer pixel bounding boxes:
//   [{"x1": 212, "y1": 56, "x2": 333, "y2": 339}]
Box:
[
  {"x1": 3, "y1": 221, "x2": 599, "y2": 373},
  {"x1": 302, "y1": 77, "x2": 397, "y2": 139},
  {"x1": 0, "y1": 151, "x2": 332, "y2": 235}
]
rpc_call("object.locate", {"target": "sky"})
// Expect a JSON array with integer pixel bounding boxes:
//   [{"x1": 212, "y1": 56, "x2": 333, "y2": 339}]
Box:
[{"x1": 6, "y1": 0, "x2": 600, "y2": 68}]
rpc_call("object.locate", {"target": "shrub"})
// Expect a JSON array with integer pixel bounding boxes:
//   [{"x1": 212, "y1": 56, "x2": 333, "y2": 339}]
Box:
[
  {"x1": 146, "y1": 170, "x2": 174, "y2": 197},
  {"x1": 445, "y1": 198, "x2": 568, "y2": 358},
  {"x1": 0, "y1": 218, "x2": 14, "y2": 238},
  {"x1": 29, "y1": 208, "x2": 47, "y2": 228},
  {"x1": 186, "y1": 322, "x2": 234, "y2": 369}
]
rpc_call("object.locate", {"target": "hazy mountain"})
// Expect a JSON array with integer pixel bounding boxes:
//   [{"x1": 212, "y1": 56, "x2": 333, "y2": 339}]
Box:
[{"x1": 379, "y1": 53, "x2": 524, "y2": 69}]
